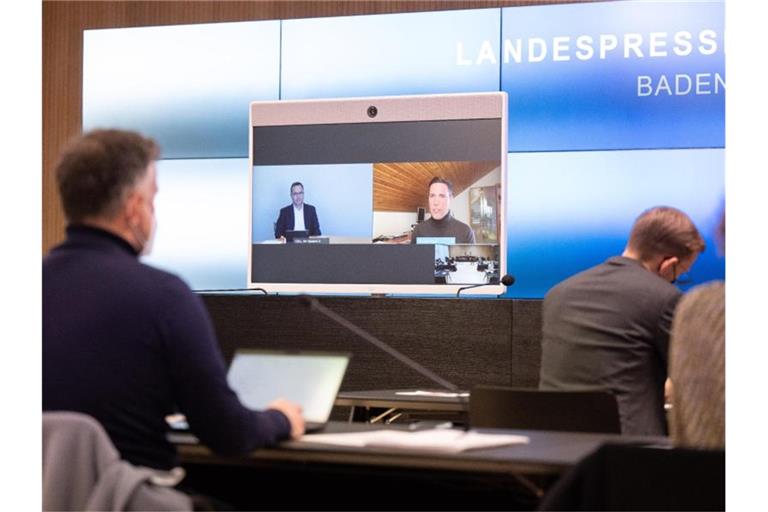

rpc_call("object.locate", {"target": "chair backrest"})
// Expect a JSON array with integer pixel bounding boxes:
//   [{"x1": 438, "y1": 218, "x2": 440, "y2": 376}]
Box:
[
  {"x1": 538, "y1": 443, "x2": 725, "y2": 511},
  {"x1": 42, "y1": 411, "x2": 191, "y2": 511},
  {"x1": 469, "y1": 385, "x2": 621, "y2": 433}
]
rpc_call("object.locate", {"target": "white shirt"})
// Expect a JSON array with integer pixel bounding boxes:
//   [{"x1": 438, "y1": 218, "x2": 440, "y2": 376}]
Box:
[{"x1": 293, "y1": 205, "x2": 306, "y2": 231}]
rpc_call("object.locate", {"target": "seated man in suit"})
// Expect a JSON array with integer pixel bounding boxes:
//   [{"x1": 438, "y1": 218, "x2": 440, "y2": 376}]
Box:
[
  {"x1": 539, "y1": 206, "x2": 705, "y2": 436},
  {"x1": 43, "y1": 129, "x2": 305, "y2": 472},
  {"x1": 274, "y1": 181, "x2": 321, "y2": 239},
  {"x1": 411, "y1": 177, "x2": 475, "y2": 244}
]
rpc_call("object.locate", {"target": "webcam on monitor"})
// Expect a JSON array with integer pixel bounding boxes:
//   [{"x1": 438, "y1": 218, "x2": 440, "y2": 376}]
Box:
[{"x1": 248, "y1": 92, "x2": 508, "y2": 295}]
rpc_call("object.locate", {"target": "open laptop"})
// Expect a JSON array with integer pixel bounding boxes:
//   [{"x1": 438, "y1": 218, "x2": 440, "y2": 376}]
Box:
[
  {"x1": 167, "y1": 349, "x2": 350, "y2": 438},
  {"x1": 226, "y1": 349, "x2": 350, "y2": 433},
  {"x1": 284, "y1": 230, "x2": 309, "y2": 242}
]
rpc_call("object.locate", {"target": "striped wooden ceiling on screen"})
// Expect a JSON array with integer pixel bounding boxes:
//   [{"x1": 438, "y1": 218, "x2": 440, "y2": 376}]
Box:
[{"x1": 373, "y1": 160, "x2": 499, "y2": 212}]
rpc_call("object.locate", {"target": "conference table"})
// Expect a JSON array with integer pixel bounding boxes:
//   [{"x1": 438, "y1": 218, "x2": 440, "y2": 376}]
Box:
[
  {"x1": 334, "y1": 388, "x2": 467, "y2": 423},
  {"x1": 175, "y1": 421, "x2": 668, "y2": 510}
]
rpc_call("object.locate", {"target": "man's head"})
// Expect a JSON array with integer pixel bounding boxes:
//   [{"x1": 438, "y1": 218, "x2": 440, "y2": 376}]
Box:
[
  {"x1": 427, "y1": 177, "x2": 453, "y2": 221},
  {"x1": 290, "y1": 182, "x2": 304, "y2": 209},
  {"x1": 55, "y1": 129, "x2": 160, "y2": 253},
  {"x1": 623, "y1": 206, "x2": 706, "y2": 283}
]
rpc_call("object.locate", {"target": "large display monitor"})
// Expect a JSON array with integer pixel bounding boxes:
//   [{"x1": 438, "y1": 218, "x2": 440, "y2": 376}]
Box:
[{"x1": 249, "y1": 92, "x2": 507, "y2": 295}]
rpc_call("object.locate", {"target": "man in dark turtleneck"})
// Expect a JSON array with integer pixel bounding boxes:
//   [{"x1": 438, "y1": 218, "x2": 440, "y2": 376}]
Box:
[
  {"x1": 411, "y1": 177, "x2": 475, "y2": 244},
  {"x1": 43, "y1": 129, "x2": 304, "y2": 471}
]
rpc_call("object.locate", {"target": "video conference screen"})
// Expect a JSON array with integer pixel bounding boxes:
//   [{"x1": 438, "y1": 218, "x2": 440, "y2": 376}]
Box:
[{"x1": 249, "y1": 95, "x2": 506, "y2": 294}]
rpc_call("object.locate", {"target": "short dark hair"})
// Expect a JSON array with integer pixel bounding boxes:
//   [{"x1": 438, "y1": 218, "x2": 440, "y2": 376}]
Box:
[
  {"x1": 428, "y1": 176, "x2": 453, "y2": 196},
  {"x1": 290, "y1": 182, "x2": 304, "y2": 192},
  {"x1": 55, "y1": 129, "x2": 159, "y2": 223},
  {"x1": 627, "y1": 206, "x2": 706, "y2": 261}
]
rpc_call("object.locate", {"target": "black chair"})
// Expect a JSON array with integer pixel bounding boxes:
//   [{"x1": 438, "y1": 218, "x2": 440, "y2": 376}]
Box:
[
  {"x1": 469, "y1": 385, "x2": 621, "y2": 433},
  {"x1": 538, "y1": 443, "x2": 725, "y2": 511}
]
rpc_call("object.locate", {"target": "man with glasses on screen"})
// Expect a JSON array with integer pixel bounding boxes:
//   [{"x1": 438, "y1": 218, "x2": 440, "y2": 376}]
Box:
[
  {"x1": 411, "y1": 177, "x2": 475, "y2": 244},
  {"x1": 43, "y1": 129, "x2": 304, "y2": 475},
  {"x1": 539, "y1": 206, "x2": 705, "y2": 436},
  {"x1": 274, "y1": 181, "x2": 322, "y2": 239}
]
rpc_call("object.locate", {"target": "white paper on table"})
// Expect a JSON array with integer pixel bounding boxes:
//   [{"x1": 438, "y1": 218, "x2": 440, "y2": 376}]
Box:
[
  {"x1": 394, "y1": 390, "x2": 470, "y2": 398},
  {"x1": 301, "y1": 429, "x2": 528, "y2": 453}
]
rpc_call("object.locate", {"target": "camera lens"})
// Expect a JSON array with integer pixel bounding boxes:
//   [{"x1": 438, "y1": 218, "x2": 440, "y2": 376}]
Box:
[{"x1": 367, "y1": 106, "x2": 378, "y2": 118}]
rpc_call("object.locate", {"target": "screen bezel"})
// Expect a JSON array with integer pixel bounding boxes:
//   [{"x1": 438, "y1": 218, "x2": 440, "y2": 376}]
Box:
[{"x1": 248, "y1": 92, "x2": 508, "y2": 296}]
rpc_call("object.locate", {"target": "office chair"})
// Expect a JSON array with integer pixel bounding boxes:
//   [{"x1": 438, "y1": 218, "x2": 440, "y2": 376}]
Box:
[
  {"x1": 469, "y1": 385, "x2": 621, "y2": 433},
  {"x1": 43, "y1": 411, "x2": 191, "y2": 511},
  {"x1": 538, "y1": 443, "x2": 725, "y2": 511}
]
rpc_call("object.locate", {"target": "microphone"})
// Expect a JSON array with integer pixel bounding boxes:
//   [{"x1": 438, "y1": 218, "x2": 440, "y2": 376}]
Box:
[
  {"x1": 299, "y1": 295, "x2": 460, "y2": 393},
  {"x1": 456, "y1": 274, "x2": 515, "y2": 298}
]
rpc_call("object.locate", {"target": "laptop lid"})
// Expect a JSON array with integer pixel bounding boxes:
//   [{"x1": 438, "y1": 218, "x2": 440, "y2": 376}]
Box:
[
  {"x1": 285, "y1": 230, "x2": 309, "y2": 242},
  {"x1": 227, "y1": 349, "x2": 350, "y2": 425}
]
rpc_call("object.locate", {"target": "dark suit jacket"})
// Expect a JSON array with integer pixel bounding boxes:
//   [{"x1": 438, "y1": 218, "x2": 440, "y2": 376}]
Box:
[
  {"x1": 539, "y1": 256, "x2": 681, "y2": 436},
  {"x1": 274, "y1": 204, "x2": 321, "y2": 238}
]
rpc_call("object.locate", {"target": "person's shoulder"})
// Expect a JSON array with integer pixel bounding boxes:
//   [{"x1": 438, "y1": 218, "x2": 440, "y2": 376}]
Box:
[
  {"x1": 559, "y1": 261, "x2": 605, "y2": 285},
  {"x1": 543, "y1": 261, "x2": 610, "y2": 302},
  {"x1": 413, "y1": 218, "x2": 432, "y2": 232},
  {"x1": 686, "y1": 280, "x2": 724, "y2": 297},
  {"x1": 544, "y1": 269, "x2": 586, "y2": 300},
  {"x1": 137, "y1": 262, "x2": 195, "y2": 296},
  {"x1": 677, "y1": 280, "x2": 724, "y2": 314}
]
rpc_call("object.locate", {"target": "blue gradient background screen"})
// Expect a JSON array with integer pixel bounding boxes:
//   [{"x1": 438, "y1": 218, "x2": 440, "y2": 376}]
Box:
[
  {"x1": 83, "y1": 21, "x2": 281, "y2": 159},
  {"x1": 82, "y1": 1, "x2": 725, "y2": 297},
  {"x1": 280, "y1": 9, "x2": 501, "y2": 99},
  {"x1": 500, "y1": 1, "x2": 724, "y2": 151},
  {"x1": 507, "y1": 149, "x2": 724, "y2": 297}
]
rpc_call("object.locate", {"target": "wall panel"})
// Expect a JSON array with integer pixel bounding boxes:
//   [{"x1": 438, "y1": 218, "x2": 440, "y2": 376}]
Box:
[{"x1": 201, "y1": 294, "x2": 526, "y2": 392}]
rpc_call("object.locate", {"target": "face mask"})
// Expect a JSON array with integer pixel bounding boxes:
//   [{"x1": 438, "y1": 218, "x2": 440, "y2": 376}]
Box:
[
  {"x1": 130, "y1": 212, "x2": 156, "y2": 257},
  {"x1": 140, "y1": 215, "x2": 157, "y2": 256}
]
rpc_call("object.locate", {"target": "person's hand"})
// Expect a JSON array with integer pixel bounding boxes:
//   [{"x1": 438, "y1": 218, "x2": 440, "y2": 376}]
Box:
[
  {"x1": 267, "y1": 398, "x2": 305, "y2": 439},
  {"x1": 664, "y1": 378, "x2": 674, "y2": 406}
]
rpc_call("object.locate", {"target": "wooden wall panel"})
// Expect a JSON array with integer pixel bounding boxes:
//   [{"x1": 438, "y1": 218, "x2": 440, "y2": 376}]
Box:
[
  {"x1": 42, "y1": 0, "x2": 594, "y2": 253},
  {"x1": 373, "y1": 161, "x2": 499, "y2": 212}
]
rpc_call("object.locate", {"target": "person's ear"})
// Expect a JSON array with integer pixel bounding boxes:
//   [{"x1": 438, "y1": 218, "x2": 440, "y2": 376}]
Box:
[
  {"x1": 123, "y1": 191, "x2": 143, "y2": 229},
  {"x1": 658, "y1": 256, "x2": 679, "y2": 279}
]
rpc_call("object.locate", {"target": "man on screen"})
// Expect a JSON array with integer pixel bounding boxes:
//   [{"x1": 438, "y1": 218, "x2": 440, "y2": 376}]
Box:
[
  {"x1": 539, "y1": 206, "x2": 705, "y2": 436},
  {"x1": 43, "y1": 129, "x2": 304, "y2": 473},
  {"x1": 411, "y1": 177, "x2": 475, "y2": 244},
  {"x1": 274, "y1": 181, "x2": 322, "y2": 238}
]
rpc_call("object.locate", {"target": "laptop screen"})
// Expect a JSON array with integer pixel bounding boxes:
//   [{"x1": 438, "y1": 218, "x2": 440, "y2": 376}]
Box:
[
  {"x1": 284, "y1": 230, "x2": 309, "y2": 242},
  {"x1": 226, "y1": 350, "x2": 350, "y2": 424}
]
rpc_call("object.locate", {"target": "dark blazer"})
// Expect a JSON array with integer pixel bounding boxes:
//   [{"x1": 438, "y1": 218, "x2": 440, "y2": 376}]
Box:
[
  {"x1": 274, "y1": 204, "x2": 321, "y2": 238},
  {"x1": 539, "y1": 256, "x2": 681, "y2": 436}
]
